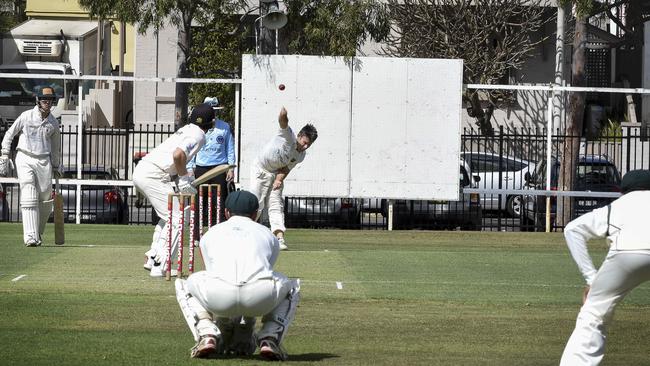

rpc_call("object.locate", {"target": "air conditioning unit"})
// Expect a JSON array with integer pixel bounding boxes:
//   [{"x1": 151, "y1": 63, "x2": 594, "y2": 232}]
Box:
[{"x1": 18, "y1": 40, "x2": 64, "y2": 57}]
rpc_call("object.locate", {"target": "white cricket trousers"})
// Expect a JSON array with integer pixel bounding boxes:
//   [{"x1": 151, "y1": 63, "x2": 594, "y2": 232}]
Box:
[
  {"x1": 15, "y1": 150, "x2": 53, "y2": 243},
  {"x1": 186, "y1": 271, "x2": 296, "y2": 341},
  {"x1": 249, "y1": 164, "x2": 285, "y2": 234},
  {"x1": 560, "y1": 250, "x2": 650, "y2": 366},
  {"x1": 132, "y1": 160, "x2": 187, "y2": 267}
]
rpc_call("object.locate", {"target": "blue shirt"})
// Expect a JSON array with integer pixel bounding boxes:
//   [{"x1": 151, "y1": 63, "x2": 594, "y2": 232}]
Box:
[{"x1": 187, "y1": 119, "x2": 235, "y2": 169}]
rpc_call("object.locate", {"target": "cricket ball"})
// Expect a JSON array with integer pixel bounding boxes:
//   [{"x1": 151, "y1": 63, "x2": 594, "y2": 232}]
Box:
[{"x1": 279, "y1": 84, "x2": 285, "y2": 91}]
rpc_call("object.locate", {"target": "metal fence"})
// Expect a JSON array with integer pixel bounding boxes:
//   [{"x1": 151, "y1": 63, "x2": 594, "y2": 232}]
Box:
[{"x1": 1, "y1": 122, "x2": 649, "y2": 231}]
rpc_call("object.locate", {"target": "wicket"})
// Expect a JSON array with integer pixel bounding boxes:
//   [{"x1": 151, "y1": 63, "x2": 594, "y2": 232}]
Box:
[{"x1": 166, "y1": 184, "x2": 222, "y2": 281}]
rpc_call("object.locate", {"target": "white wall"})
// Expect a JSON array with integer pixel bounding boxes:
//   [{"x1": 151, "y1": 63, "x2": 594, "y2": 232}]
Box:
[{"x1": 134, "y1": 24, "x2": 177, "y2": 126}]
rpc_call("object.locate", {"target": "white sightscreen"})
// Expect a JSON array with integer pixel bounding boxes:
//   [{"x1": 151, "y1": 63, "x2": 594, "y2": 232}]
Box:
[
  {"x1": 240, "y1": 55, "x2": 463, "y2": 200},
  {"x1": 350, "y1": 57, "x2": 463, "y2": 200}
]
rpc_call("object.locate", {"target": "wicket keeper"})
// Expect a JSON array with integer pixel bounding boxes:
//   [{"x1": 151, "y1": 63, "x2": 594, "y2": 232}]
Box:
[
  {"x1": 0, "y1": 86, "x2": 61, "y2": 246},
  {"x1": 249, "y1": 106, "x2": 317, "y2": 250},
  {"x1": 175, "y1": 190, "x2": 300, "y2": 360},
  {"x1": 560, "y1": 170, "x2": 650, "y2": 365},
  {"x1": 133, "y1": 103, "x2": 214, "y2": 277}
]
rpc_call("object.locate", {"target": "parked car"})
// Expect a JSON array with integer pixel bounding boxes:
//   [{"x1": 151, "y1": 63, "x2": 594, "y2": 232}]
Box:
[
  {"x1": 461, "y1": 152, "x2": 536, "y2": 217},
  {"x1": 285, "y1": 197, "x2": 361, "y2": 227},
  {"x1": 0, "y1": 183, "x2": 10, "y2": 221},
  {"x1": 59, "y1": 166, "x2": 129, "y2": 224},
  {"x1": 520, "y1": 155, "x2": 621, "y2": 231},
  {"x1": 391, "y1": 158, "x2": 482, "y2": 230}
]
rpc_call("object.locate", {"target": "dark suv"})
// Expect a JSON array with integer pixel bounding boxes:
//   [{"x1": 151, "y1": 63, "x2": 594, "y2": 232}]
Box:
[{"x1": 520, "y1": 155, "x2": 621, "y2": 231}]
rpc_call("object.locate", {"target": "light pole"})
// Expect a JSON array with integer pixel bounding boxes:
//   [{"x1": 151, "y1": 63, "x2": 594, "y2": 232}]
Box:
[{"x1": 256, "y1": 0, "x2": 287, "y2": 55}]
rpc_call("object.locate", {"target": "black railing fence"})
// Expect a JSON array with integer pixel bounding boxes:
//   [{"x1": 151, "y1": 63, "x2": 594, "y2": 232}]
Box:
[{"x1": 2, "y1": 122, "x2": 649, "y2": 231}]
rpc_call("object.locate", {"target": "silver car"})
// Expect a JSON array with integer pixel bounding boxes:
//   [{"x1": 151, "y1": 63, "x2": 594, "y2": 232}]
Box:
[
  {"x1": 60, "y1": 166, "x2": 129, "y2": 224},
  {"x1": 461, "y1": 152, "x2": 536, "y2": 217}
]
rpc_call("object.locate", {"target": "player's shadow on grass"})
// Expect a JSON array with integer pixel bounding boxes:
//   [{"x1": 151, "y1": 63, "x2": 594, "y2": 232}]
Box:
[
  {"x1": 284, "y1": 353, "x2": 339, "y2": 362},
  {"x1": 218, "y1": 353, "x2": 339, "y2": 362}
]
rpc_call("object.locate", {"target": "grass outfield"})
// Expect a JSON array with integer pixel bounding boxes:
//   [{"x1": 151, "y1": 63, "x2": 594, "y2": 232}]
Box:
[{"x1": 1, "y1": 223, "x2": 649, "y2": 365}]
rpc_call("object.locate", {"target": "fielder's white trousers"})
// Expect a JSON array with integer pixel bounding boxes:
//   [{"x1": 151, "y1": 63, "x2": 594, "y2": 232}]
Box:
[
  {"x1": 133, "y1": 161, "x2": 188, "y2": 268},
  {"x1": 186, "y1": 271, "x2": 295, "y2": 341},
  {"x1": 15, "y1": 150, "x2": 52, "y2": 243},
  {"x1": 560, "y1": 249, "x2": 650, "y2": 366},
  {"x1": 249, "y1": 164, "x2": 285, "y2": 234}
]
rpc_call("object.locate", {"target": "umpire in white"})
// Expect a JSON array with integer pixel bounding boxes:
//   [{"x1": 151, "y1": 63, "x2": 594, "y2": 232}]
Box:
[
  {"x1": 175, "y1": 190, "x2": 300, "y2": 360},
  {"x1": 0, "y1": 86, "x2": 61, "y2": 246},
  {"x1": 560, "y1": 170, "x2": 650, "y2": 365}
]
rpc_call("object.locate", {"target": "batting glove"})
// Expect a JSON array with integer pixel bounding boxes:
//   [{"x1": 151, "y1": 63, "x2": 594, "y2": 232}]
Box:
[
  {"x1": 0, "y1": 155, "x2": 8, "y2": 177},
  {"x1": 178, "y1": 175, "x2": 197, "y2": 195}
]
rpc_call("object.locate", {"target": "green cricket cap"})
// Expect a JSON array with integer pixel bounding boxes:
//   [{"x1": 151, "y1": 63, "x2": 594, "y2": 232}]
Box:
[
  {"x1": 225, "y1": 190, "x2": 259, "y2": 216},
  {"x1": 621, "y1": 170, "x2": 650, "y2": 193}
]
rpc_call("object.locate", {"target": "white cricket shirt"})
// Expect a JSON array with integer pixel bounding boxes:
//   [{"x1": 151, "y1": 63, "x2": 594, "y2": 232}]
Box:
[
  {"x1": 256, "y1": 126, "x2": 305, "y2": 173},
  {"x1": 199, "y1": 215, "x2": 280, "y2": 284},
  {"x1": 1, "y1": 106, "x2": 61, "y2": 166},
  {"x1": 564, "y1": 190, "x2": 650, "y2": 285},
  {"x1": 142, "y1": 123, "x2": 205, "y2": 175}
]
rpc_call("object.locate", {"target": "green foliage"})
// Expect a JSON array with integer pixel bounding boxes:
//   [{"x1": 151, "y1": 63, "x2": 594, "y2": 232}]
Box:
[
  {"x1": 558, "y1": 0, "x2": 595, "y2": 17},
  {"x1": 0, "y1": 0, "x2": 26, "y2": 34},
  {"x1": 599, "y1": 118, "x2": 623, "y2": 141},
  {"x1": 78, "y1": 0, "x2": 246, "y2": 35},
  {"x1": 281, "y1": 0, "x2": 390, "y2": 56},
  {"x1": 188, "y1": 14, "x2": 253, "y2": 125}
]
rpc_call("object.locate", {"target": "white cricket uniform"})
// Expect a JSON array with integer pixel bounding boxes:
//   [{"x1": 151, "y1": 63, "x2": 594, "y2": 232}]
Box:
[
  {"x1": 1, "y1": 106, "x2": 61, "y2": 244},
  {"x1": 186, "y1": 215, "x2": 298, "y2": 341},
  {"x1": 132, "y1": 124, "x2": 206, "y2": 271},
  {"x1": 249, "y1": 126, "x2": 305, "y2": 234},
  {"x1": 560, "y1": 190, "x2": 650, "y2": 366}
]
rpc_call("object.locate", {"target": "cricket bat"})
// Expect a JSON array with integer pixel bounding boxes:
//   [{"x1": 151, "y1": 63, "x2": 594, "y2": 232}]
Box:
[
  {"x1": 192, "y1": 164, "x2": 235, "y2": 187},
  {"x1": 54, "y1": 178, "x2": 65, "y2": 245}
]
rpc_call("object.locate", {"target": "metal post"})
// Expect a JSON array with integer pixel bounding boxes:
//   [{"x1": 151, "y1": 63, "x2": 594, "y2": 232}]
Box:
[{"x1": 545, "y1": 92, "x2": 554, "y2": 232}]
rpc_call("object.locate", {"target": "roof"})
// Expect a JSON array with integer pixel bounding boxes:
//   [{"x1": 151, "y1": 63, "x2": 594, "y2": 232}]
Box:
[
  {"x1": 0, "y1": 62, "x2": 71, "y2": 73},
  {"x1": 9, "y1": 19, "x2": 97, "y2": 38}
]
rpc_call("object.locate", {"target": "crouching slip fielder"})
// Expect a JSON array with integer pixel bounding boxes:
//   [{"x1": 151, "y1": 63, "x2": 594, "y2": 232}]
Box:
[
  {"x1": 560, "y1": 170, "x2": 650, "y2": 366},
  {"x1": 133, "y1": 104, "x2": 213, "y2": 277},
  {"x1": 175, "y1": 190, "x2": 300, "y2": 360},
  {"x1": 250, "y1": 106, "x2": 317, "y2": 250},
  {"x1": 0, "y1": 86, "x2": 61, "y2": 246}
]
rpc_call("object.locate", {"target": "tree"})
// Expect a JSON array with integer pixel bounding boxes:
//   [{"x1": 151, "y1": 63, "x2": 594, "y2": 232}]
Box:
[
  {"x1": 280, "y1": 0, "x2": 390, "y2": 56},
  {"x1": 78, "y1": 0, "x2": 247, "y2": 128},
  {"x1": 0, "y1": 0, "x2": 26, "y2": 34},
  {"x1": 189, "y1": 0, "x2": 390, "y2": 124},
  {"x1": 556, "y1": 0, "x2": 648, "y2": 226},
  {"x1": 381, "y1": 0, "x2": 551, "y2": 136}
]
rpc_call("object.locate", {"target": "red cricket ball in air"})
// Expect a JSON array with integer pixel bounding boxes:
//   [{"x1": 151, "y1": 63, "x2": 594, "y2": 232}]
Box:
[{"x1": 279, "y1": 84, "x2": 285, "y2": 91}]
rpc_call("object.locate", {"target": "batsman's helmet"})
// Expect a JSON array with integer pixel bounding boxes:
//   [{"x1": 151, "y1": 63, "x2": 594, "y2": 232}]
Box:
[{"x1": 189, "y1": 103, "x2": 215, "y2": 130}]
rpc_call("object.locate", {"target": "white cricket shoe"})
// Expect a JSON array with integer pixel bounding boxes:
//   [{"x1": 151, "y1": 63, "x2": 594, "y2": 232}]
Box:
[
  {"x1": 278, "y1": 238, "x2": 288, "y2": 251},
  {"x1": 190, "y1": 335, "x2": 219, "y2": 358},
  {"x1": 149, "y1": 266, "x2": 178, "y2": 278},
  {"x1": 143, "y1": 256, "x2": 154, "y2": 271},
  {"x1": 25, "y1": 236, "x2": 41, "y2": 247},
  {"x1": 259, "y1": 337, "x2": 288, "y2": 361}
]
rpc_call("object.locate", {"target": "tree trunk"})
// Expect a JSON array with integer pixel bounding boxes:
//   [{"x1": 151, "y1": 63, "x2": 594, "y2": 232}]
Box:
[
  {"x1": 174, "y1": 14, "x2": 192, "y2": 129},
  {"x1": 558, "y1": 12, "x2": 587, "y2": 227},
  {"x1": 467, "y1": 91, "x2": 495, "y2": 136}
]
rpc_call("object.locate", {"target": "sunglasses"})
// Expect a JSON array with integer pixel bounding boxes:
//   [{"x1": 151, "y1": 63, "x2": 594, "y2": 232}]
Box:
[{"x1": 38, "y1": 97, "x2": 56, "y2": 102}]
